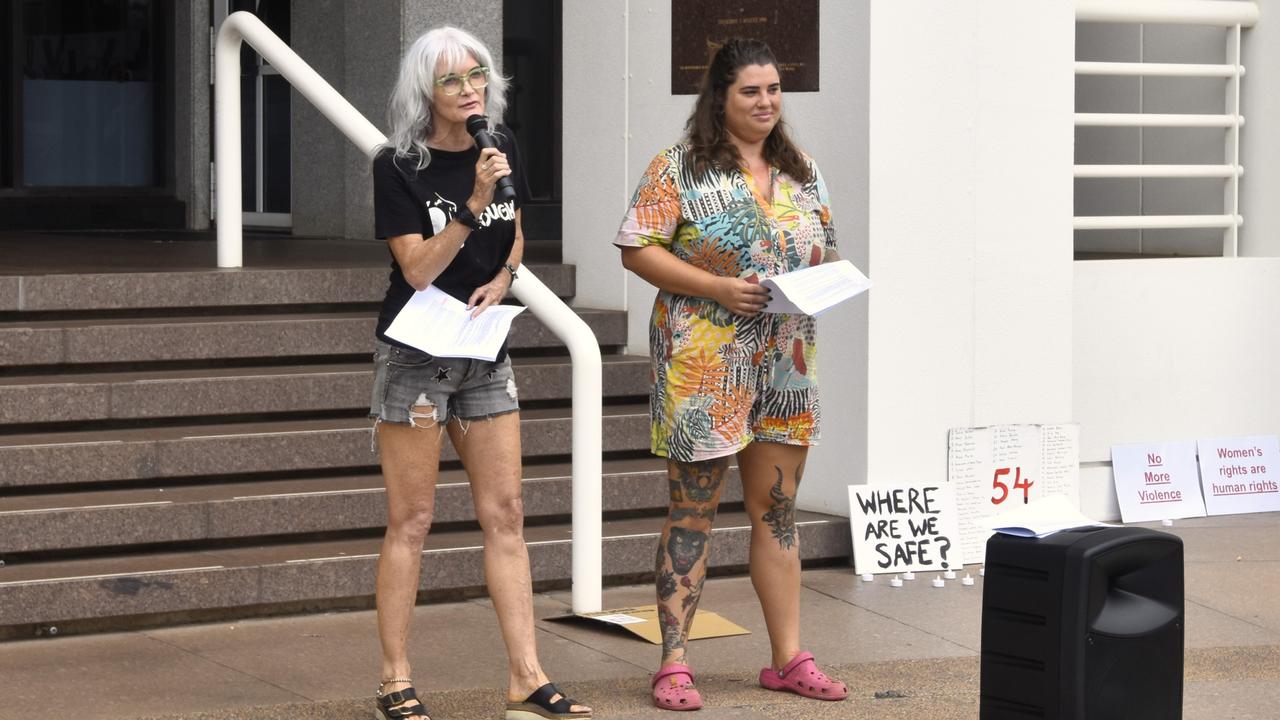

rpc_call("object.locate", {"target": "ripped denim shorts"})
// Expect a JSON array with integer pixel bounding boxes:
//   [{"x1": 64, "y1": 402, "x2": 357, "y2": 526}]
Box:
[{"x1": 369, "y1": 340, "x2": 519, "y2": 427}]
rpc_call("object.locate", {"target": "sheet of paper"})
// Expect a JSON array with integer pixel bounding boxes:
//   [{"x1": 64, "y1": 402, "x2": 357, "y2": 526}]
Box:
[
  {"x1": 589, "y1": 613, "x2": 646, "y2": 626},
  {"x1": 988, "y1": 494, "x2": 1111, "y2": 538},
  {"x1": 761, "y1": 260, "x2": 872, "y2": 316},
  {"x1": 384, "y1": 285, "x2": 525, "y2": 361},
  {"x1": 948, "y1": 424, "x2": 1081, "y2": 562}
]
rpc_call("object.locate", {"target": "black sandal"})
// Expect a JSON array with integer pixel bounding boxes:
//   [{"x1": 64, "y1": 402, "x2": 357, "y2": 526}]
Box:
[
  {"x1": 504, "y1": 682, "x2": 592, "y2": 719},
  {"x1": 376, "y1": 679, "x2": 431, "y2": 720}
]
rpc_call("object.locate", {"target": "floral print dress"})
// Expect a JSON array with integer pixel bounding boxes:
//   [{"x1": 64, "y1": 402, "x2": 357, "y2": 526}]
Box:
[{"x1": 614, "y1": 144, "x2": 839, "y2": 462}]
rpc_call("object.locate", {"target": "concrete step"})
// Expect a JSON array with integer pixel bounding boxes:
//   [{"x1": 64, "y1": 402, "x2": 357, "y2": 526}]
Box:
[
  {"x1": 0, "y1": 405, "x2": 651, "y2": 489},
  {"x1": 0, "y1": 355, "x2": 651, "y2": 426},
  {"x1": 1, "y1": 263, "x2": 575, "y2": 312},
  {"x1": 0, "y1": 510, "x2": 851, "y2": 629},
  {"x1": 0, "y1": 307, "x2": 627, "y2": 367},
  {"x1": 0, "y1": 459, "x2": 742, "y2": 554}
]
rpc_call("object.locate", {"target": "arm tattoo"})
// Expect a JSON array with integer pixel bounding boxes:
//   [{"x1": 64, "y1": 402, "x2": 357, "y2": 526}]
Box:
[{"x1": 761, "y1": 465, "x2": 798, "y2": 550}]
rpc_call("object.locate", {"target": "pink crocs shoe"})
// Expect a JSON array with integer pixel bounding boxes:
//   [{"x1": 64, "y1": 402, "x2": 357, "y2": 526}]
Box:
[
  {"x1": 759, "y1": 651, "x2": 848, "y2": 701},
  {"x1": 652, "y1": 663, "x2": 703, "y2": 711}
]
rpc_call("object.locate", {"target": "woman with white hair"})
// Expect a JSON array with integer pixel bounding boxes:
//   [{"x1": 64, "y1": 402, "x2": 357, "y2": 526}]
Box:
[{"x1": 369, "y1": 26, "x2": 591, "y2": 720}]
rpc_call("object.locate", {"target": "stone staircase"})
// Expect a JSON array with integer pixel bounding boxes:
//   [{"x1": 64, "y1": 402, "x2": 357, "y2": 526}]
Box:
[{"x1": 0, "y1": 242, "x2": 851, "y2": 638}]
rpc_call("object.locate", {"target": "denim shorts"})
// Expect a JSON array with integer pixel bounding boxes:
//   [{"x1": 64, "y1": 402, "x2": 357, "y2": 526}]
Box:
[{"x1": 369, "y1": 340, "x2": 520, "y2": 427}]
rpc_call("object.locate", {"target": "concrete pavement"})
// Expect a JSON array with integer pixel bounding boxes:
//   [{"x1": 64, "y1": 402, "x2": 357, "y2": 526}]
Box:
[{"x1": 0, "y1": 513, "x2": 1276, "y2": 719}]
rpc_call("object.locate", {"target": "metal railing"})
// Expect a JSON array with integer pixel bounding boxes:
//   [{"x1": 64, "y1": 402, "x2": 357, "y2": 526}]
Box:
[
  {"x1": 214, "y1": 12, "x2": 604, "y2": 613},
  {"x1": 1073, "y1": 0, "x2": 1260, "y2": 255}
]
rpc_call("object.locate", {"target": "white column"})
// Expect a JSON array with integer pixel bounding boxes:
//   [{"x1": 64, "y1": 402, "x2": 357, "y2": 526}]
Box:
[{"x1": 866, "y1": 0, "x2": 1075, "y2": 488}]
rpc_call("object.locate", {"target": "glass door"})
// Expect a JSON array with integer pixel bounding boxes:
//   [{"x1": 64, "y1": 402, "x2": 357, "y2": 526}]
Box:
[
  {"x1": 215, "y1": 0, "x2": 290, "y2": 228},
  {"x1": 6, "y1": 0, "x2": 162, "y2": 189}
]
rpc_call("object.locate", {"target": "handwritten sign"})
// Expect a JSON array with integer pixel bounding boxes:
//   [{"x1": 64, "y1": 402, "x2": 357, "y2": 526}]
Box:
[
  {"x1": 1197, "y1": 435, "x2": 1280, "y2": 516},
  {"x1": 1111, "y1": 441, "x2": 1206, "y2": 522},
  {"x1": 948, "y1": 424, "x2": 1079, "y2": 563},
  {"x1": 848, "y1": 483, "x2": 964, "y2": 575}
]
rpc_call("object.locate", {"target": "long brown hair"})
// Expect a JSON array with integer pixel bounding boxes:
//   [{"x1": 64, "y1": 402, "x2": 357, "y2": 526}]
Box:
[{"x1": 684, "y1": 38, "x2": 812, "y2": 184}]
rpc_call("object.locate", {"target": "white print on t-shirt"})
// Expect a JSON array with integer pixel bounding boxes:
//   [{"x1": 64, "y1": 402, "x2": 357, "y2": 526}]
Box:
[
  {"x1": 424, "y1": 194, "x2": 514, "y2": 234},
  {"x1": 477, "y1": 200, "x2": 515, "y2": 228},
  {"x1": 425, "y1": 193, "x2": 457, "y2": 235}
]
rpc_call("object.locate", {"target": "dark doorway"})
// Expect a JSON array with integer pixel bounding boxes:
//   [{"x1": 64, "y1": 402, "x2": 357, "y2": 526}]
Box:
[
  {"x1": 503, "y1": 0, "x2": 560, "y2": 202},
  {"x1": 0, "y1": 0, "x2": 181, "y2": 230},
  {"x1": 503, "y1": 0, "x2": 561, "y2": 252},
  {"x1": 215, "y1": 0, "x2": 291, "y2": 228}
]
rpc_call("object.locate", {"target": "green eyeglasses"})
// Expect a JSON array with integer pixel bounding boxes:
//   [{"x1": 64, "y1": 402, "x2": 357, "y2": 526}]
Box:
[{"x1": 435, "y1": 66, "x2": 490, "y2": 96}]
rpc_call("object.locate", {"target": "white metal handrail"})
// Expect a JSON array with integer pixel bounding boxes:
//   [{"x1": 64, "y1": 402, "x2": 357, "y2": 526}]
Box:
[
  {"x1": 1076, "y1": 0, "x2": 1259, "y2": 27},
  {"x1": 1073, "y1": 0, "x2": 1257, "y2": 254},
  {"x1": 1074, "y1": 214, "x2": 1242, "y2": 231},
  {"x1": 215, "y1": 11, "x2": 604, "y2": 613},
  {"x1": 1075, "y1": 112, "x2": 1242, "y2": 128},
  {"x1": 1074, "y1": 61, "x2": 1243, "y2": 77},
  {"x1": 1075, "y1": 164, "x2": 1242, "y2": 178}
]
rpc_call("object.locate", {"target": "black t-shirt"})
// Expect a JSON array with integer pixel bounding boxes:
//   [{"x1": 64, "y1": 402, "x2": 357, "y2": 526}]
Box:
[{"x1": 372, "y1": 129, "x2": 527, "y2": 352}]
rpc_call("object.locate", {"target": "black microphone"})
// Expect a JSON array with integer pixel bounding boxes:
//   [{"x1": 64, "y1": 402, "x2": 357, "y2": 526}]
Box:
[{"x1": 465, "y1": 114, "x2": 517, "y2": 204}]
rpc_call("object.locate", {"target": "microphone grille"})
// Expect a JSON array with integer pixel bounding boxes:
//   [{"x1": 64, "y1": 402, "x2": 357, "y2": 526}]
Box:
[{"x1": 465, "y1": 114, "x2": 489, "y2": 135}]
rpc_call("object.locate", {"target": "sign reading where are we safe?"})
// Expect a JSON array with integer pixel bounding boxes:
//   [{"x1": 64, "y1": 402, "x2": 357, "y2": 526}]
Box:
[{"x1": 848, "y1": 483, "x2": 965, "y2": 575}]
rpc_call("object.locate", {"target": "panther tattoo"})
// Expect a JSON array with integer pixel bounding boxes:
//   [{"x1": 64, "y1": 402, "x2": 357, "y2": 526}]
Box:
[{"x1": 667, "y1": 526, "x2": 708, "y2": 575}]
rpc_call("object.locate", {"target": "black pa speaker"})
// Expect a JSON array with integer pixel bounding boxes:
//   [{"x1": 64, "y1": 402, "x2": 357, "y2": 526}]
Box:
[{"x1": 979, "y1": 526, "x2": 1184, "y2": 720}]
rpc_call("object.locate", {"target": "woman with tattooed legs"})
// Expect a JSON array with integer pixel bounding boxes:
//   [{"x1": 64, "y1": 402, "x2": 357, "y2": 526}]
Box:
[{"x1": 614, "y1": 38, "x2": 849, "y2": 711}]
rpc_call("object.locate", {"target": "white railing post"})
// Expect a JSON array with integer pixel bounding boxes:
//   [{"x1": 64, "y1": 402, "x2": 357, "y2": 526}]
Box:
[
  {"x1": 509, "y1": 269, "x2": 604, "y2": 613},
  {"x1": 214, "y1": 11, "x2": 604, "y2": 612},
  {"x1": 214, "y1": 21, "x2": 242, "y2": 268}
]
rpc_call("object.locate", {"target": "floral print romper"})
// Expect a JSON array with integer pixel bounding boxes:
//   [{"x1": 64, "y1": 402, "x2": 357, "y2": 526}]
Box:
[{"x1": 614, "y1": 144, "x2": 839, "y2": 462}]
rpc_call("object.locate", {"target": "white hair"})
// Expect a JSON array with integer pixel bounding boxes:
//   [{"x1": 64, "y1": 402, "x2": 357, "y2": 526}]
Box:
[{"x1": 385, "y1": 26, "x2": 509, "y2": 170}]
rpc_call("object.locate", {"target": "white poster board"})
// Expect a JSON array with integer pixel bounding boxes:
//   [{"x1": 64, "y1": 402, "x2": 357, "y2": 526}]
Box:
[
  {"x1": 1110, "y1": 441, "x2": 1206, "y2": 523},
  {"x1": 1197, "y1": 435, "x2": 1280, "y2": 516},
  {"x1": 948, "y1": 424, "x2": 1080, "y2": 563},
  {"x1": 848, "y1": 483, "x2": 965, "y2": 575}
]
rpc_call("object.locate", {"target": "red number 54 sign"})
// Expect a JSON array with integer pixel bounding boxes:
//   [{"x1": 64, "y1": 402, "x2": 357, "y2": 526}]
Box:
[{"x1": 991, "y1": 466, "x2": 1034, "y2": 505}]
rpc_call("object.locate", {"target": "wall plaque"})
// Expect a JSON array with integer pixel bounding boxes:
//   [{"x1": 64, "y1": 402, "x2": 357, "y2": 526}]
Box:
[{"x1": 671, "y1": 0, "x2": 820, "y2": 95}]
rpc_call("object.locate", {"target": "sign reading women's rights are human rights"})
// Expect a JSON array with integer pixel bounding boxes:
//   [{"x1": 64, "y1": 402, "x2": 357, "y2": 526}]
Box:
[{"x1": 1197, "y1": 435, "x2": 1280, "y2": 516}]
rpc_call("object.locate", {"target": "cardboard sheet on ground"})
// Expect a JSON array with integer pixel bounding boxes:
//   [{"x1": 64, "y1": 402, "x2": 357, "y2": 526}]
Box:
[{"x1": 547, "y1": 605, "x2": 749, "y2": 644}]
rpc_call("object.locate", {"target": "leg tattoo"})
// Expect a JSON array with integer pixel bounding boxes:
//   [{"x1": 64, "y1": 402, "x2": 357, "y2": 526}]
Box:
[
  {"x1": 659, "y1": 603, "x2": 683, "y2": 650},
  {"x1": 761, "y1": 465, "x2": 799, "y2": 551},
  {"x1": 680, "y1": 574, "x2": 705, "y2": 611},
  {"x1": 656, "y1": 458, "x2": 727, "y2": 662},
  {"x1": 678, "y1": 462, "x2": 721, "y2": 503},
  {"x1": 668, "y1": 527, "x2": 708, "y2": 575},
  {"x1": 658, "y1": 569, "x2": 677, "y2": 601}
]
